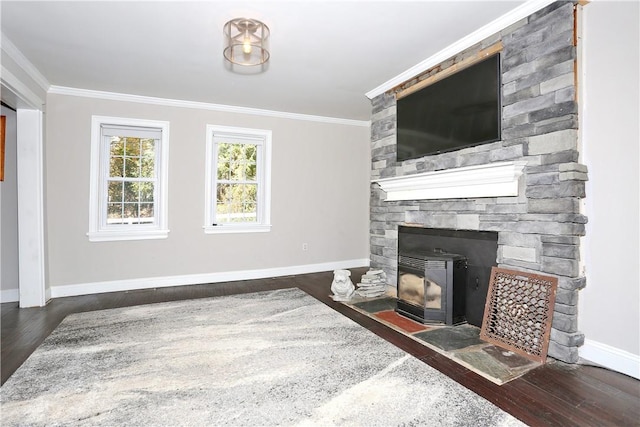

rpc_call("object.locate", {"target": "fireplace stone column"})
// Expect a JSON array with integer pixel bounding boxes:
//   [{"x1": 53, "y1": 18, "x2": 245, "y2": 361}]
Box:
[{"x1": 368, "y1": 1, "x2": 587, "y2": 363}]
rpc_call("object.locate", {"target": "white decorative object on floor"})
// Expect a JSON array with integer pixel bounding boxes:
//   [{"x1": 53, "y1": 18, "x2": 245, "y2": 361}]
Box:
[
  {"x1": 331, "y1": 269, "x2": 355, "y2": 301},
  {"x1": 356, "y1": 269, "x2": 388, "y2": 298}
]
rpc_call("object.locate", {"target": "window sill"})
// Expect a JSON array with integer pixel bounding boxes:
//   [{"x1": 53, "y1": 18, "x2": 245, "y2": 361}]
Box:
[
  {"x1": 204, "y1": 224, "x2": 272, "y2": 234},
  {"x1": 87, "y1": 229, "x2": 170, "y2": 242}
]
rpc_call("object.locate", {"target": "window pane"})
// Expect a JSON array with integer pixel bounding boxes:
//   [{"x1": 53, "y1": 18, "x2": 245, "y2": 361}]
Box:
[
  {"x1": 123, "y1": 203, "x2": 138, "y2": 218},
  {"x1": 244, "y1": 144, "x2": 258, "y2": 181},
  {"x1": 215, "y1": 202, "x2": 228, "y2": 220},
  {"x1": 110, "y1": 137, "x2": 125, "y2": 156},
  {"x1": 229, "y1": 144, "x2": 242, "y2": 162},
  {"x1": 245, "y1": 161, "x2": 257, "y2": 181},
  {"x1": 124, "y1": 157, "x2": 141, "y2": 178},
  {"x1": 229, "y1": 201, "x2": 242, "y2": 215},
  {"x1": 229, "y1": 145, "x2": 244, "y2": 180},
  {"x1": 140, "y1": 158, "x2": 154, "y2": 178},
  {"x1": 228, "y1": 160, "x2": 242, "y2": 180},
  {"x1": 108, "y1": 181, "x2": 123, "y2": 203},
  {"x1": 140, "y1": 140, "x2": 155, "y2": 178},
  {"x1": 140, "y1": 203, "x2": 154, "y2": 219},
  {"x1": 109, "y1": 157, "x2": 124, "y2": 178},
  {"x1": 243, "y1": 202, "x2": 257, "y2": 222},
  {"x1": 124, "y1": 138, "x2": 141, "y2": 156},
  {"x1": 216, "y1": 142, "x2": 259, "y2": 183},
  {"x1": 139, "y1": 182, "x2": 154, "y2": 202},
  {"x1": 218, "y1": 143, "x2": 231, "y2": 160},
  {"x1": 123, "y1": 182, "x2": 138, "y2": 203},
  {"x1": 216, "y1": 183, "x2": 239, "y2": 223},
  {"x1": 232, "y1": 183, "x2": 245, "y2": 201},
  {"x1": 217, "y1": 161, "x2": 230, "y2": 180},
  {"x1": 107, "y1": 203, "x2": 123, "y2": 220},
  {"x1": 245, "y1": 144, "x2": 257, "y2": 162},
  {"x1": 215, "y1": 182, "x2": 260, "y2": 223},
  {"x1": 141, "y1": 139, "x2": 154, "y2": 156},
  {"x1": 246, "y1": 184, "x2": 257, "y2": 203},
  {"x1": 216, "y1": 183, "x2": 231, "y2": 204}
]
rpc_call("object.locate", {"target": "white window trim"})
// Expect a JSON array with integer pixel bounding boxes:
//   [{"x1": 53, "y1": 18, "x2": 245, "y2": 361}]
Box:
[
  {"x1": 88, "y1": 115, "x2": 170, "y2": 242},
  {"x1": 204, "y1": 124, "x2": 272, "y2": 234}
]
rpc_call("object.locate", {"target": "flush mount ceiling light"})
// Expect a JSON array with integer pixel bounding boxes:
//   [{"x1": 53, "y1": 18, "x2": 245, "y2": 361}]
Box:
[{"x1": 223, "y1": 18, "x2": 270, "y2": 66}]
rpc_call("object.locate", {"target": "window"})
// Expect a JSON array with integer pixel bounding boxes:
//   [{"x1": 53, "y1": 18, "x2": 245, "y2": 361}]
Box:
[
  {"x1": 204, "y1": 125, "x2": 271, "y2": 234},
  {"x1": 88, "y1": 116, "x2": 169, "y2": 241}
]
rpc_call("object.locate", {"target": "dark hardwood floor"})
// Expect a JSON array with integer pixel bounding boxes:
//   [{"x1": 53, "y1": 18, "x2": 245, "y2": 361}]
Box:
[{"x1": 2, "y1": 268, "x2": 639, "y2": 426}]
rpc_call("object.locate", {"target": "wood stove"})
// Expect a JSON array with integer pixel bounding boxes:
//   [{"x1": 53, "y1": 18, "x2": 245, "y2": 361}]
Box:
[{"x1": 396, "y1": 249, "x2": 467, "y2": 325}]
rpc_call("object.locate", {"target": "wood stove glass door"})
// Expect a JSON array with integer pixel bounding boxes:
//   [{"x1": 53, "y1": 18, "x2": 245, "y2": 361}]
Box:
[{"x1": 398, "y1": 271, "x2": 442, "y2": 311}]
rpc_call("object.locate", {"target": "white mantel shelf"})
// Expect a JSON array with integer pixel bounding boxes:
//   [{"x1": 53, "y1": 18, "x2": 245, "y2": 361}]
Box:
[{"x1": 372, "y1": 161, "x2": 528, "y2": 201}]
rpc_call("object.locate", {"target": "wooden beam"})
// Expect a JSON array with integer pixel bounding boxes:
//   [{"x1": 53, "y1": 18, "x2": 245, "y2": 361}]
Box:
[{"x1": 396, "y1": 41, "x2": 503, "y2": 101}]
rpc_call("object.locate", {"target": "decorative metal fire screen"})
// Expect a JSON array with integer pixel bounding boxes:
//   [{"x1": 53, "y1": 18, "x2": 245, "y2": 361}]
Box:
[{"x1": 480, "y1": 267, "x2": 558, "y2": 363}]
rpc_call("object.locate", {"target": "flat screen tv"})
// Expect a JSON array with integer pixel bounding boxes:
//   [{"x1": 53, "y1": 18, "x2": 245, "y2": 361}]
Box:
[{"x1": 396, "y1": 53, "x2": 501, "y2": 162}]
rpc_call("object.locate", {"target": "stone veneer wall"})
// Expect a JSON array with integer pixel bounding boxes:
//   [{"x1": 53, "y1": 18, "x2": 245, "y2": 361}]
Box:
[{"x1": 369, "y1": 2, "x2": 587, "y2": 363}]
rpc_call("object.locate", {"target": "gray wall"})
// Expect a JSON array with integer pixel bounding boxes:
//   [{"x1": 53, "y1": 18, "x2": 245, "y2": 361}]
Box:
[
  {"x1": 580, "y1": 1, "x2": 639, "y2": 360},
  {"x1": 44, "y1": 94, "x2": 370, "y2": 288},
  {"x1": 0, "y1": 106, "x2": 19, "y2": 296}
]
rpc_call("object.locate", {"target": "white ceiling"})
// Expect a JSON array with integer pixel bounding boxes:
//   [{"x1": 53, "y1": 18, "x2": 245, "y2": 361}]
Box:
[{"x1": 1, "y1": 1, "x2": 533, "y2": 121}]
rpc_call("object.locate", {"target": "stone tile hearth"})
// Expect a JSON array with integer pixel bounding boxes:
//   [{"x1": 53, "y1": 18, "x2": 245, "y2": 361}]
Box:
[{"x1": 344, "y1": 295, "x2": 541, "y2": 385}]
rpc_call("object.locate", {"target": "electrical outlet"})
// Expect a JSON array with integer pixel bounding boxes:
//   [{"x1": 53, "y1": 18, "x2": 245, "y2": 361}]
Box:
[{"x1": 302, "y1": 243, "x2": 308, "y2": 251}]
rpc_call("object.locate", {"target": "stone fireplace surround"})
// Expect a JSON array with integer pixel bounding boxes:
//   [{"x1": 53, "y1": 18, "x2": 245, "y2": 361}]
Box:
[{"x1": 369, "y1": 2, "x2": 587, "y2": 363}]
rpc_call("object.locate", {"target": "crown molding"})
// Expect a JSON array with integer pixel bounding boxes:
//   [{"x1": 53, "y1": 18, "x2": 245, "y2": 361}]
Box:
[
  {"x1": 1, "y1": 33, "x2": 50, "y2": 93},
  {"x1": 1, "y1": 66, "x2": 44, "y2": 108},
  {"x1": 365, "y1": 0, "x2": 557, "y2": 99},
  {"x1": 1, "y1": 31, "x2": 365, "y2": 126},
  {"x1": 48, "y1": 85, "x2": 370, "y2": 127}
]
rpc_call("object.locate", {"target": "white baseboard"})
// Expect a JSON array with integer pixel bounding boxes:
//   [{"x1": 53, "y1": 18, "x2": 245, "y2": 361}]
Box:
[
  {"x1": 0, "y1": 288, "x2": 20, "y2": 303},
  {"x1": 50, "y1": 259, "x2": 371, "y2": 299},
  {"x1": 580, "y1": 339, "x2": 640, "y2": 380}
]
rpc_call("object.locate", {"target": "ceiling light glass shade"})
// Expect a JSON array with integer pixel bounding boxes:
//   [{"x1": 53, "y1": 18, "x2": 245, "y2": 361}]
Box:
[{"x1": 223, "y1": 18, "x2": 270, "y2": 66}]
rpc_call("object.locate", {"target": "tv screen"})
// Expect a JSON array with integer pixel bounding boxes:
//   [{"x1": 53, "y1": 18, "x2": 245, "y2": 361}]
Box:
[{"x1": 396, "y1": 54, "x2": 501, "y2": 162}]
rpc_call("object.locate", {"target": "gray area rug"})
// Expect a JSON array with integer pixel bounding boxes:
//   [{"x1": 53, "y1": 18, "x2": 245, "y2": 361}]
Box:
[{"x1": 1, "y1": 289, "x2": 526, "y2": 426}]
